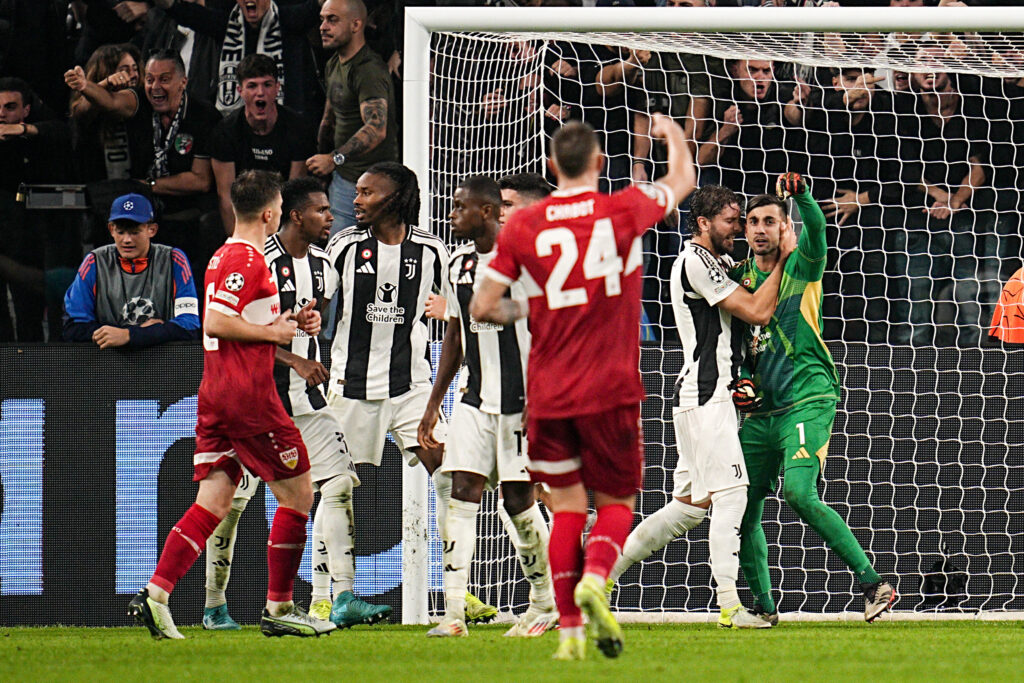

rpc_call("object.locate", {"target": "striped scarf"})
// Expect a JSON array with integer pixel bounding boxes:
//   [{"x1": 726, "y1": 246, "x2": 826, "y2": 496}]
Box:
[{"x1": 216, "y1": 1, "x2": 284, "y2": 113}]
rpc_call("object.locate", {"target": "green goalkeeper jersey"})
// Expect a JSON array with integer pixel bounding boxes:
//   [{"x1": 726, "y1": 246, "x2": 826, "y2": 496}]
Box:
[{"x1": 730, "y1": 190, "x2": 840, "y2": 415}]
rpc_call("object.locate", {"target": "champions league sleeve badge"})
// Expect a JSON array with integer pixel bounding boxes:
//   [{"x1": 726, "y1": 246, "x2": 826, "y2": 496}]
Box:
[{"x1": 225, "y1": 272, "x2": 245, "y2": 291}]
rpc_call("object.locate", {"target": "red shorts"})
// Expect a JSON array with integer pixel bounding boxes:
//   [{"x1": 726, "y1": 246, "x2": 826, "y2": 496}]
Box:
[
  {"x1": 526, "y1": 402, "x2": 644, "y2": 498},
  {"x1": 193, "y1": 421, "x2": 310, "y2": 483}
]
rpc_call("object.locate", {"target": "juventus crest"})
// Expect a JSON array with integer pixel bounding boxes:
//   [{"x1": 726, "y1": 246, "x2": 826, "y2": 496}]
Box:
[{"x1": 403, "y1": 258, "x2": 417, "y2": 280}]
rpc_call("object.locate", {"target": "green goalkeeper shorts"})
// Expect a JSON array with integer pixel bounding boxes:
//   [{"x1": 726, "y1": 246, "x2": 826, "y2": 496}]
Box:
[{"x1": 739, "y1": 400, "x2": 837, "y2": 492}]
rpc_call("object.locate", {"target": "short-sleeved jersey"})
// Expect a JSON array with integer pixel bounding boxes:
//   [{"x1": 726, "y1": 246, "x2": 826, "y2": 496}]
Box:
[
  {"x1": 730, "y1": 190, "x2": 840, "y2": 415},
  {"x1": 446, "y1": 244, "x2": 529, "y2": 415},
  {"x1": 671, "y1": 240, "x2": 743, "y2": 411},
  {"x1": 198, "y1": 238, "x2": 292, "y2": 436},
  {"x1": 325, "y1": 226, "x2": 448, "y2": 400},
  {"x1": 265, "y1": 233, "x2": 336, "y2": 416},
  {"x1": 485, "y1": 183, "x2": 674, "y2": 419}
]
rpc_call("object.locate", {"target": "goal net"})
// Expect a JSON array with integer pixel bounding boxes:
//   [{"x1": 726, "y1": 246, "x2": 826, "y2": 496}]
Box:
[{"x1": 404, "y1": 7, "x2": 1024, "y2": 622}]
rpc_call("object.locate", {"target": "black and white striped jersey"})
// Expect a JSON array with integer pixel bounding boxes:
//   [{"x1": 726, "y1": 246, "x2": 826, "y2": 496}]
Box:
[
  {"x1": 445, "y1": 244, "x2": 529, "y2": 415},
  {"x1": 670, "y1": 240, "x2": 745, "y2": 411},
  {"x1": 325, "y1": 226, "x2": 448, "y2": 400},
  {"x1": 265, "y1": 233, "x2": 334, "y2": 416}
]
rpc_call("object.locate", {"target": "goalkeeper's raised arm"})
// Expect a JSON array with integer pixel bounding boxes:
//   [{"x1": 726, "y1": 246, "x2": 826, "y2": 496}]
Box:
[{"x1": 777, "y1": 172, "x2": 827, "y2": 276}]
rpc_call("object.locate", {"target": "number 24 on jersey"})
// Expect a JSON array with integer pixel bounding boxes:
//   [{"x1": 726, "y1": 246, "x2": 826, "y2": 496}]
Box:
[{"x1": 534, "y1": 218, "x2": 642, "y2": 310}]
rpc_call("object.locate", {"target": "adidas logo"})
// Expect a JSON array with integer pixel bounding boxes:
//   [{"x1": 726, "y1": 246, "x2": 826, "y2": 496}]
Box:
[
  {"x1": 280, "y1": 279, "x2": 296, "y2": 292},
  {"x1": 357, "y1": 262, "x2": 375, "y2": 274},
  {"x1": 457, "y1": 272, "x2": 474, "y2": 285},
  {"x1": 792, "y1": 447, "x2": 811, "y2": 460}
]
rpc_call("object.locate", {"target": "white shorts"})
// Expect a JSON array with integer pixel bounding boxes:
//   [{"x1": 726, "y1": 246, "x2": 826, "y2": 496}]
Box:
[
  {"x1": 441, "y1": 402, "x2": 530, "y2": 489},
  {"x1": 672, "y1": 399, "x2": 748, "y2": 504},
  {"x1": 294, "y1": 409, "x2": 360, "y2": 489},
  {"x1": 231, "y1": 409, "x2": 359, "y2": 498},
  {"x1": 328, "y1": 383, "x2": 445, "y2": 467}
]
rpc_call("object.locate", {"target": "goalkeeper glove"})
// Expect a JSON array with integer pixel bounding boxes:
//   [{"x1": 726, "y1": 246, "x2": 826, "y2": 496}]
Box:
[
  {"x1": 730, "y1": 378, "x2": 762, "y2": 413},
  {"x1": 776, "y1": 172, "x2": 807, "y2": 198}
]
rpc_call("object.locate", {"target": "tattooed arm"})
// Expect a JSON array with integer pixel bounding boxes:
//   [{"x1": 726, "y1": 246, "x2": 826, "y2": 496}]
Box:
[
  {"x1": 336, "y1": 97, "x2": 388, "y2": 158},
  {"x1": 307, "y1": 97, "x2": 388, "y2": 176}
]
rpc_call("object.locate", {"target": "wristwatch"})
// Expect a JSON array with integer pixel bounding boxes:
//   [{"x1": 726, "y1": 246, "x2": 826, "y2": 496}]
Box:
[{"x1": 332, "y1": 151, "x2": 346, "y2": 167}]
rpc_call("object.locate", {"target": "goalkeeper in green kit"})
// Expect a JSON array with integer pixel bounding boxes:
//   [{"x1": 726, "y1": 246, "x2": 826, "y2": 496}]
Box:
[{"x1": 731, "y1": 172, "x2": 896, "y2": 625}]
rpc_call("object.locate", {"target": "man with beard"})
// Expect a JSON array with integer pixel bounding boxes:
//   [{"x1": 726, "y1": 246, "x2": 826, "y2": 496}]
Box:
[
  {"x1": 307, "y1": 0, "x2": 397, "y2": 235},
  {"x1": 733, "y1": 173, "x2": 898, "y2": 625},
  {"x1": 211, "y1": 53, "x2": 314, "y2": 234},
  {"x1": 605, "y1": 184, "x2": 794, "y2": 629}
]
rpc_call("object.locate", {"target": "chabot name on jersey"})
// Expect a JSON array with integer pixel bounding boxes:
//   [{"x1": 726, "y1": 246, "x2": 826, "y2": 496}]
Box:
[
  {"x1": 366, "y1": 303, "x2": 405, "y2": 324},
  {"x1": 545, "y1": 198, "x2": 595, "y2": 222}
]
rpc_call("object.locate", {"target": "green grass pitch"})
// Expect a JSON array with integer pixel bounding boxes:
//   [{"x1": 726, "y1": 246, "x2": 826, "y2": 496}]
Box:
[{"x1": 2, "y1": 621, "x2": 1021, "y2": 681}]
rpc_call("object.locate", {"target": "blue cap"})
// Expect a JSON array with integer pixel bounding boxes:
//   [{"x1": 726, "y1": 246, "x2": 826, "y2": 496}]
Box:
[{"x1": 109, "y1": 193, "x2": 155, "y2": 223}]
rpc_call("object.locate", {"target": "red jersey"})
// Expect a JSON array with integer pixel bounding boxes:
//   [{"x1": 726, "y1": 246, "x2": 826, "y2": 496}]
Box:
[
  {"x1": 485, "y1": 183, "x2": 673, "y2": 418},
  {"x1": 197, "y1": 238, "x2": 292, "y2": 436}
]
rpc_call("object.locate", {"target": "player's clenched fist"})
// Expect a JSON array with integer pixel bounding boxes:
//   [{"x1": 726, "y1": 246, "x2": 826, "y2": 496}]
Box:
[
  {"x1": 730, "y1": 378, "x2": 762, "y2": 413},
  {"x1": 776, "y1": 172, "x2": 807, "y2": 198},
  {"x1": 649, "y1": 112, "x2": 683, "y2": 141},
  {"x1": 268, "y1": 313, "x2": 299, "y2": 345},
  {"x1": 424, "y1": 292, "x2": 447, "y2": 320},
  {"x1": 295, "y1": 298, "x2": 321, "y2": 336}
]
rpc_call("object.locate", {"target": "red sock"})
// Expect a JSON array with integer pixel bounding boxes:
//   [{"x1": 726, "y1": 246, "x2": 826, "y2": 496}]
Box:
[
  {"x1": 583, "y1": 504, "x2": 634, "y2": 580},
  {"x1": 151, "y1": 504, "x2": 221, "y2": 594},
  {"x1": 266, "y1": 506, "x2": 308, "y2": 603},
  {"x1": 549, "y1": 511, "x2": 588, "y2": 629}
]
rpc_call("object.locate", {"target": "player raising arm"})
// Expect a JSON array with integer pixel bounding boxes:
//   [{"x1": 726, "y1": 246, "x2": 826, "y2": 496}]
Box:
[
  {"x1": 734, "y1": 173, "x2": 897, "y2": 625},
  {"x1": 606, "y1": 184, "x2": 795, "y2": 629},
  {"x1": 470, "y1": 114, "x2": 696, "y2": 661},
  {"x1": 129, "y1": 170, "x2": 334, "y2": 639}
]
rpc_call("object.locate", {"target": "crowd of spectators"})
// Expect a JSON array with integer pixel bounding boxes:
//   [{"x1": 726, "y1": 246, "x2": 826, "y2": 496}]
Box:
[{"x1": 0, "y1": 0, "x2": 1020, "y2": 348}]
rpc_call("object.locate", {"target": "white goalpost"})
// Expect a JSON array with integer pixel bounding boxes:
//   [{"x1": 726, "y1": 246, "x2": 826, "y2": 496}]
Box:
[{"x1": 401, "y1": 6, "x2": 1024, "y2": 625}]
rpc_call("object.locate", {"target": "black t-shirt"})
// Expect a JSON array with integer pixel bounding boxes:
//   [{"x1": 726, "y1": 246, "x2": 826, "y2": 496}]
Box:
[
  {"x1": 210, "y1": 105, "x2": 314, "y2": 178},
  {"x1": 895, "y1": 86, "x2": 987, "y2": 208},
  {"x1": 805, "y1": 88, "x2": 899, "y2": 206},
  {"x1": 125, "y1": 88, "x2": 221, "y2": 182},
  {"x1": 124, "y1": 88, "x2": 221, "y2": 217}
]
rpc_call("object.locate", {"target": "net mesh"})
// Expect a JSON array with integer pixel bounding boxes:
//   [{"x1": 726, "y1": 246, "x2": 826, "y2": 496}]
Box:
[{"x1": 426, "y1": 26, "x2": 1024, "y2": 618}]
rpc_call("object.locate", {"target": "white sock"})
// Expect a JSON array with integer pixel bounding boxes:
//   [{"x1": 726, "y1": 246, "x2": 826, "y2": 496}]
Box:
[
  {"x1": 310, "y1": 505, "x2": 331, "y2": 604},
  {"x1": 318, "y1": 475, "x2": 356, "y2": 597},
  {"x1": 443, "y1": 498, "x2": 479, "y2": 621},
  {"x1": 432, "y1": 469, "x2": 453, "y2": 540},
  {"x1": 709, "y1": 486, "x2": 747, "y2": 610},
  {"x1": 205, "y1": 497, "x2": 248, "y2": 609},
  {"x1": 509, "y1": 503, "x2": 554, "y2": 609},
  {"x1": 609, "y1": 498, "x2": 707, "y2": 584}
]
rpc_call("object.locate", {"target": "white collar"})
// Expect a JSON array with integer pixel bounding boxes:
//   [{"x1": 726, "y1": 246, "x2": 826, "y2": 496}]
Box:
[{"x1": 551, "y1": 186, "x2": 596, "y2": 198}]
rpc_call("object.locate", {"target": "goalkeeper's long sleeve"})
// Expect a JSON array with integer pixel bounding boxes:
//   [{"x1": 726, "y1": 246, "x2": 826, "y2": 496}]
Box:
[{"x1": 793, "y1": 189, "x2": 828, "y2": 277}]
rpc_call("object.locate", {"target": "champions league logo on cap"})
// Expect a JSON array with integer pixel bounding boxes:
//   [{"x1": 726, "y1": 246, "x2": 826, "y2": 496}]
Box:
[{"x1": 109, "y1": 193, "x2": 154, "y2": 223}]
